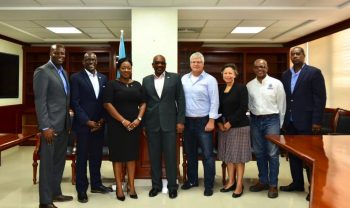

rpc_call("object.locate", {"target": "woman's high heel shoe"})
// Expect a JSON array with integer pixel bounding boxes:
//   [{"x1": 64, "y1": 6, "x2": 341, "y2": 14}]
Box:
[
  {"x1": 220, "y1": 182, "x2": 237, "y2": 193},
  {"x1": 116, "y1": 192, "x2": 125, "y2": 201},
  {"x1": 232, "y1": 186, "x2": 244, "y2": 198},
  {"x1": 129, "y1": 193, "x2": 138, "y2": 199}
]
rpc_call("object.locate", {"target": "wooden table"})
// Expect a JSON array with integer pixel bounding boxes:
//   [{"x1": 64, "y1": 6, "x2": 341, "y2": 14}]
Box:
[
  {"x1": 266, "y1": 135, "x2": 350, "y2": 208},
  {"x1": 0, "y1": 133, "x2": 35, "y2": 166}
]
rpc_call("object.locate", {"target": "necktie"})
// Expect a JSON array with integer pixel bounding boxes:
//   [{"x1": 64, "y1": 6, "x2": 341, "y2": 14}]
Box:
[{"x1": 58, "y1": 69, "x2": 68, "y2": 94}]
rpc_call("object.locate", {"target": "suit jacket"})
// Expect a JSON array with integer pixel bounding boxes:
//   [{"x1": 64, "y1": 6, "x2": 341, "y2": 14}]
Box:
[
  {"x1": 281, "y1": 64, "x2": 326, "y2": 132},
  {"x1": 70, "y1": 69, "x2": 107, "y2": 133},
  {"x1": 33, "y1": 61, "x2": 70, "y2": 132},
  {"x1": 142, "y1": 72, "x2": 185, "y2": 132}
]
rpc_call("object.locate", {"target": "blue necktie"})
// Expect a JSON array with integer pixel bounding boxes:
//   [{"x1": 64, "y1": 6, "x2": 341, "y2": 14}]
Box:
[{"x1": 58, "y1": 69, "x2": 68, "y2": 94}]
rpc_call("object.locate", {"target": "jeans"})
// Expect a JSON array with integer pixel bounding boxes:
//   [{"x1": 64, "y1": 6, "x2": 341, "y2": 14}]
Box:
[
  {"x1": 250, "y1": 114, "x2": 280, "y2": 187},
  {"x1": 183, "y1": 116, "x2": 215, "y2": 189}
]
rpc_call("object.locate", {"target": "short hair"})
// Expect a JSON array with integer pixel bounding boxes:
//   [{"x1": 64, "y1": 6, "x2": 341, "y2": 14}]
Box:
[
  {"x1": 117, "y1": 57, "x2": 132, "y2": 69},
  {"x1": 190, "y1": 52, "x2": 205, "y2": 63},
  {"x1": 221, "y1": 63, "x2": 239, "y2": 76},
  {"x1": 291, "y1": 46, "x2": 305, "y2": 56},
  {"x1": 50, "y1": 44, "x2": 65, "y2": 52}
]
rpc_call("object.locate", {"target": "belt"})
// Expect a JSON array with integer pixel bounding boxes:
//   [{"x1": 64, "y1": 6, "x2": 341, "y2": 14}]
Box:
[
  {"x1": 186, "y1": 116, "x2": 208, "y2": 120},
  {"x1": 251, "y1": 113, "x2": 278, "y2": 118}
]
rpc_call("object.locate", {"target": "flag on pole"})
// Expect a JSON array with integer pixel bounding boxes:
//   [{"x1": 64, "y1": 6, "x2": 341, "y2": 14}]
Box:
[{"x1": 117, "y1": 30, "x2": 126, "y2": 78}]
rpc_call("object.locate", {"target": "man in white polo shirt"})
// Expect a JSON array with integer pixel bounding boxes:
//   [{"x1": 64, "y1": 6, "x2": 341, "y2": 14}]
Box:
[{"x1": 246, "y1": 58, "x2": 286, "y2": 199}]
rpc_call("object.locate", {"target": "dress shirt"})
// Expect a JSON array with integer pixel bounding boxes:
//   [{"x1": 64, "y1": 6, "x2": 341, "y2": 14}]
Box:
[
  {"x1": 153, "y1": 71, "x2": 165, "y2": 98},
  {"x1": 85, "y1": 69, "x2": 100, "y2": 99},
  {"x1": 50, "y1": 60, "x2": 68, "y2": 94},
  {"x1": 290, "y1": 64, "x2": 305, "y2": 93},
  {"x1": 181, "y1": 71, "x2": 220, "y2": 119},
  {"x1": 246, "y1": 75, "x2": 286, "y2": 127}
]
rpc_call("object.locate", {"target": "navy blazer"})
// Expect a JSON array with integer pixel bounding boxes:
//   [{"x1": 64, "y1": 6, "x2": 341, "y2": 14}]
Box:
[
  {"x1": 281, "y1": 64, "x2": 326, "y2": 132},
  {"x1": 70, "y1": 70, "x2": 107, "y2": 133}
]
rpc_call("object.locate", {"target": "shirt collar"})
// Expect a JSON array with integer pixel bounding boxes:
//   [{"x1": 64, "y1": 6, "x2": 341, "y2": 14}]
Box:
[
  {"x1": 290, "y1": 63, "x2": 305, "y2": 74},
  {"x1": 153, "y1": 71, "x2": 166, "y2": 79},
  {"x1": 188, "y1": 70, "x2": 206, "y2": 78},
  {"x1": 49, "y1": 60, "x2": 63, "y2": 71},
  {"x1": 85, "y1": 69, "x2": 97, "y2": 77}
]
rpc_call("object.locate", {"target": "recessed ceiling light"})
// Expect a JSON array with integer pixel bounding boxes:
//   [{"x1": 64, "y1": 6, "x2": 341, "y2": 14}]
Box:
[
  {"x1": 231, "y1": 27, "x2": 266, "y2": 34},
  {"x1": 46, "y1": 27, "x2": 81, "y2": 34}
]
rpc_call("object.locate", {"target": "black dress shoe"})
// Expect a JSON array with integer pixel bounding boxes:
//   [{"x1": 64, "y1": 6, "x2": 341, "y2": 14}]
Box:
[
  {"x1": 181, "y1": 182, "x2": 199, "y2": 190},
  {"x1": 53, "y1": 194, "x2": 73, "y2": 202},
  {"x1": 232, "y1": 190, "x2": 243, "y2": 198},
  {"x1": 280, "y1": 183, "x2": 304, "y2": 192},
  {"x1": 149, "y1": 188, "x2": 162, "y2": 197},
  {"x1": 169, "y1": 190, "x2": 178, "y2": 199},
  {"x1": 220, "y1": 183, "x2": 236, "y2": 192},
  {"x1": 129, "y1": 192, "x2": 138, "y2": 199},
  {"x1": 91, "y1": 185, "x2": 113, "y2": 193},
  {"x1": 77, "y1": 192, "x2": 88, "y2": 203},
  {"x1": 116, "y1": 193, "x2": 125, "y2": 201},
  {"x1": 204, "y1": 189, "x2": 213, "y2": 196},
  {"x1": 39, "y1": 203, "x2": 57, "y2": 208}
]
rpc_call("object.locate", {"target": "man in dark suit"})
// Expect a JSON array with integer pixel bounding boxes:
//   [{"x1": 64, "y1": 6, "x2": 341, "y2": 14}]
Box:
[
  {"x1": 142, "y1": 55, "x2": 185, "y2": 199},
  {"x1": 280, "y1": 46, "x2": 327, "y2": 201},
  {"x1": 70, "y1": 52, "x2": 111, "y2": 203},
  {"x1": 33, "y1": 44, "x2": 73, "y2": 208}
]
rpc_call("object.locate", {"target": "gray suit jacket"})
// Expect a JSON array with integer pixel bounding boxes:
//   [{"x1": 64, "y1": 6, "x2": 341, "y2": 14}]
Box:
[
  {"x1": 33, "y1": 61, "x2": 70, "y2": 132},
  {"x1": 142, "y1": 72, "x2": 185, "y2": 132}
]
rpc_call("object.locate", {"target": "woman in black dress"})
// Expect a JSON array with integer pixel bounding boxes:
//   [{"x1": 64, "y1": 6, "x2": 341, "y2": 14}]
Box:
[
  {"x1": 103, "y1": 58, "x2": 146, "y2": 201},
  {"x1": 217, "y1": 64, "x2": 251, "y2": 198}
]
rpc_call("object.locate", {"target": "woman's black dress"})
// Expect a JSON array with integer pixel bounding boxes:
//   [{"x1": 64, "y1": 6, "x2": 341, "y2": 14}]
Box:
[{"x1": 103, "y1": 80, "x2": 145, "y2": 162}]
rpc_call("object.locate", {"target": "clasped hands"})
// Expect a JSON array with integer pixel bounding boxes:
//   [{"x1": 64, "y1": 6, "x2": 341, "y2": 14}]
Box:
[
  {"x1": 217, "y1": 122, "x2": 231, "y2": 132},
  {"x1": 122, "y1": 119, "x2": 140, "y2": 131},
  {"x1": 87, "y1": 119, "x2": 104, "y2": 132}
]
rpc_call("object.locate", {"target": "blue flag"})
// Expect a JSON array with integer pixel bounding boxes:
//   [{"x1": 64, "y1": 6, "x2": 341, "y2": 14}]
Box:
[{"x1": 117, "y1": 30, "x2": 126, "y2": 78}]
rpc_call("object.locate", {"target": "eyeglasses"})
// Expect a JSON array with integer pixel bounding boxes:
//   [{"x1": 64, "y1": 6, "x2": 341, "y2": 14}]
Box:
[{"x1": 120, "y1": 67, "x2": 132, "y2": 71}]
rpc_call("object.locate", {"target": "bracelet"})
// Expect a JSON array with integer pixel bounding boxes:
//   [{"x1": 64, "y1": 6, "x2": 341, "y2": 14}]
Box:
[{"x1": 121, "y1": 119, "x2": 126, "y2": 124}]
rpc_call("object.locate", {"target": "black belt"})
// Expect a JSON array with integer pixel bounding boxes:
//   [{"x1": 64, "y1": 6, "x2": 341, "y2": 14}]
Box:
[
  {"x1": 186, "y1": 116, "x2": 208, "y2": 120},
  {"x1": 251, "y1": 113, "x2": 278, "y2": 118}
]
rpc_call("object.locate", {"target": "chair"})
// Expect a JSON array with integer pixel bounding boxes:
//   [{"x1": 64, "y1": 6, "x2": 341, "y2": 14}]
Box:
[
  {"x1": 334, "y1": 108, "x2": 350, "y2": 134},
  {"x1": 32, "y1": 132, "x2": 77, "y2": 185},
  {"x1": 321, "y1": 108, "x2": 338, "y2": 134},
  {"x1": 181, "y1": 129, "x2": 227, "y2": 186}
]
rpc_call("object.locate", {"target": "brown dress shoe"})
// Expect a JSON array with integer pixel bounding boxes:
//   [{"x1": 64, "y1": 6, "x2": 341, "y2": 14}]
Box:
[
  {"x1": 249, "y1": 182, "x2": 269, "y2": 192},
  {"x1": 53, "y1": 194, "x2": 73, "y2": 202},
  {"x1": 39, "y1": 203, "x2": 57, "y2": 208},
  {"x1": 268, "y1": 186, "x2": 278, "y2": 198}
]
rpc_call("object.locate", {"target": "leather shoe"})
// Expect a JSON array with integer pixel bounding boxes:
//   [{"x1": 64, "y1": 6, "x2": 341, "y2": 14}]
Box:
[
  {"x1": 181, "y1": 182, "x2": 199, "y2": 190},
  {"x1": 77, "y1": 192, "x2": 88, "y2": 203},
  {"x1": 280, "y1": 183, "x2": 304, "y2": 192},
  {"x1": 149, "y1": 188, "x2": 161, "y2": 197},
  {"x1": 169, "y1": 190, "x2": 178, "y2": 199},
  {"x1": 39, "y1": 204, "x2": 57, "y2": 208},
  {"x1": 220, "y1": 183, "x2": 236, "y2": 192},
  {"x1": 91, "y1": 185, "x2": 113, "y2": 194},
  {"x1": 249, "y1": 182, "x2": 269, "y2": 192},
  {"x1": 204, "y1": 189, "x2": 213, "y2": 196},
  {"x1": 129, "y1": 192, "x2": 138, "y2": 199},
  {"x1": 306, "y1": 193, "x2": 310, "y2": 201},
  {"x1": 268, "y1": 186, "x2": 278, "y2": 198},
  {"x1": 53, "y1": 194, "x2": 73, "y2": 202}
]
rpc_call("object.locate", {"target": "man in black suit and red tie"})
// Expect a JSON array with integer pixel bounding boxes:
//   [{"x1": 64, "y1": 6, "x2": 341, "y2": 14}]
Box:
[
  {"x1": 280, "y1": 46, "x2": 327, "y2": 201},
  {"x1": 70, "y1": 52, "x2": 111, "y2": 203}
]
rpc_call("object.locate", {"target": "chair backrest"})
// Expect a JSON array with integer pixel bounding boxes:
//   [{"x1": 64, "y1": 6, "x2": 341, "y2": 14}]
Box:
[
  {"x1": 321, "y1": 108, "x2": 338, "y2": 134},
  {"x1": 334, "y1": 108, "x2": 350, "y2": 134}
]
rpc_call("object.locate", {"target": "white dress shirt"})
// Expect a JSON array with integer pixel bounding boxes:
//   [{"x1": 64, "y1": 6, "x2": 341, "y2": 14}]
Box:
[
  {"x1": 246, "y1": 75, "x2": 286, "y2": 127},
  {"x1": 154, "y1": 71, "x2": 165, "y2": 98},
  {"x1": 85, "y1": 69, "x2": 99, "y2": 99}
]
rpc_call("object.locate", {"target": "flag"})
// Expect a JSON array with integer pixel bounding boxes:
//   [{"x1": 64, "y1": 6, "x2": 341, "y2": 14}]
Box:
[{"x1": 117, "y1": 30, "x2": 126, "y2": 78}]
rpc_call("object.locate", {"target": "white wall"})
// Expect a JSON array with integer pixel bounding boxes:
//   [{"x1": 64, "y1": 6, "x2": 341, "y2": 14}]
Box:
[{"x1": 0, "y1": 39, "x2": 23, "y2": 107}]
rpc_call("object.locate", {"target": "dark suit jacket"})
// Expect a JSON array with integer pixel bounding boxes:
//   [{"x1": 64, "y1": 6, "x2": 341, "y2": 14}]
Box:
[
  {"x1": 33, "y1": 61, "x2": 70, "y2": 132},
  {"x1": 281, "y1": 64, "x2": 326, "y2": 132},
  {"x1": 142, "y1": 72, "x2": 185, "y2": 132},
  {"x1": 70, "y1": 70, "x2": 107, "y2": 133}
]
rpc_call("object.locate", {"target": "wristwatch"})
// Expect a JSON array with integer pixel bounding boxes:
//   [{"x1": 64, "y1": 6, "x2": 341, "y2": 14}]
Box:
[{"x1": 137, "y1": 117, "x2": 142, "y2": 121}]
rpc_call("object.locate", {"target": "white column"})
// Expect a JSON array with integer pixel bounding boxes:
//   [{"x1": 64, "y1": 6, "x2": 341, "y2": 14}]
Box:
[{"x1": 132, "y1": 8, "x2": 178, "y2": 82}]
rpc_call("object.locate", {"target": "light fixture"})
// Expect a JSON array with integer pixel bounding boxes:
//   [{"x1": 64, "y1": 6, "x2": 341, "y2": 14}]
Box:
[
  {"x1": 46, "y1": 27, "x2": 81, "y2": 34},
  {"x1": 231, "y1": 27, "x2": 265, "y2": 34}
]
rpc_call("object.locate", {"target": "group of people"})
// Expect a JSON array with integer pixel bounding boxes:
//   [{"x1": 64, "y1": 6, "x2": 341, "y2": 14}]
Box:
[{"x1": 33, "y1": 44, "x2": 326, "y2": 208}]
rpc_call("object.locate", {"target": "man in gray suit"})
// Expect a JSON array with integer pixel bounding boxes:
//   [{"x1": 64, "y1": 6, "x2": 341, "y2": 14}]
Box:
[
  {"x1": 33, "y1": 44, "x2": 73, "y2": 208},
  {"x1": 142, "y1": 55, "x2": 185, "y2": 199}
]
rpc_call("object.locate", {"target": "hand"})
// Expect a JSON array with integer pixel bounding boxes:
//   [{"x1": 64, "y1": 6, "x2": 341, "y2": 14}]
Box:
[
  {"x1": 204, "y1": 119, "x2": 215, "y2": 132},
  {"x1": 176, "y1": 123, "x2": 184, "y2": 134},
  {"x1": 223, "y1": 122, "x2": 231, "y2": 131},
  {"x1": 217, "y1": 123, "x2": 225, "y2": 132},
  {"x1": 42, "y1": 128, "x2": 56, "y2": 144}
]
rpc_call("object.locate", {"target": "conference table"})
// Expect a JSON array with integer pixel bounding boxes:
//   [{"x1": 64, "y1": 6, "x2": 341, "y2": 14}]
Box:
[{"x1": 266, "y1": 134, "x2": 350, "y2": 208}]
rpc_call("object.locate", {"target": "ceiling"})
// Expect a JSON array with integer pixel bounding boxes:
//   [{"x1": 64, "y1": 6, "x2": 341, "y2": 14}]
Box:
[{"x1": 0, "y1": 0, "x2": 350, "y2": 45}]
